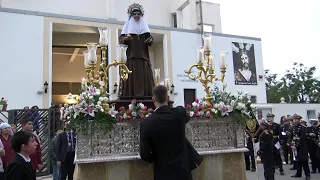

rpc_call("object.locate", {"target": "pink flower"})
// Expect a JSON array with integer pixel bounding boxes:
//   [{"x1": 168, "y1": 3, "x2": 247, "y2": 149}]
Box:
[
  {"x1": 198, "y1": 105, "x2": 203, "y2": 111},
  {"x1": 195, "y1": 99, "x2": 199, "y2": 103},
  {"x1": 132, "y1": 117, "x2": 137, "y2": 121},
  {"x1": 186, "y1": 104, "x2": 191, "y2": 109},
  {"x1": 148, "y1": 108, "x2": 154, "y2": 113},
  {"x1": 132, "y1": 99, "x2": 137, "y2": 104},
  {"x1": 117, "y1": 116, "x2": 123, "y2": 121},
  {"x1": 119, "y1": 106, "x2": 125, "y2": 111},
  {"x1": 141, "y1": 115, "x2": 146, "y2": 119},
  {"x1": 143, "y1": 106, "x2": 148, "y2": 110}
]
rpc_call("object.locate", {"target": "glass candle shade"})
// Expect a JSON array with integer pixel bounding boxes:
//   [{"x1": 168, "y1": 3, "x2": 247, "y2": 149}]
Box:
[
  {"x1": 86, "y1": 43, "x2": 98, "y2": 64},
  {"x1": 203, "y1": 34, "x2": 212, "y2": 51},
  {"x1": 196, "y1": 46, "x2": 204, "y2": 64},
  {"x1": 117, "y1": 44, "x2": 128, "y2": 62},
  {"x1": 98, "y1": 27, "x2": 108, "y2": 46}
]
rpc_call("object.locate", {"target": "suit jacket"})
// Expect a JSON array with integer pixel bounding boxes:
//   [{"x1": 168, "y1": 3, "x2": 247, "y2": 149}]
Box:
[
  {"x1": 288, "y1": 124, "x2": 308, "y2": 161},
  {"x1": 140, "y1": 106, "x2": 192, "y2": 180},
  {"x1": 56, "y1": 131, "x2": 76, "y2": 162},
  {"x1": 5, "y1": 154, "x2": 36, "y2": 180}
]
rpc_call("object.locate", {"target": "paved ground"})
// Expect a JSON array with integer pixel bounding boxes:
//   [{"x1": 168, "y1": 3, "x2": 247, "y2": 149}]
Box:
[
  {"x1": 41, "y1": 164, "x2": 320, "y2": 180},
  {"x1": 247, "y1": 164, "x2": 320, "y2": 180}
]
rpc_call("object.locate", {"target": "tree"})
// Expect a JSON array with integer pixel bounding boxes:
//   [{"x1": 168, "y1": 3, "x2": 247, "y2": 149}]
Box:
[{"x1": 265, "y1": 62, "x2": 319, "y2": 103}]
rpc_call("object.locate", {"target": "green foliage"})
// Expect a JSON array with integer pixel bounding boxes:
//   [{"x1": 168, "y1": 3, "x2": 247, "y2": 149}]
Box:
[{"x1": 265, "y1": 62, "x2": 319, "y2": 103}]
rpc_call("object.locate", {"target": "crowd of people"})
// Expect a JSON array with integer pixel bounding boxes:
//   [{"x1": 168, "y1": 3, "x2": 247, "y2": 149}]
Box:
[{"x1": 245, "y1": 113, "x2": 320, "y2": 180}]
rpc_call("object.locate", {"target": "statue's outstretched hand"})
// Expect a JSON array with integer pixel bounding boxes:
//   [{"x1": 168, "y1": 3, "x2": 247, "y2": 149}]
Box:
[{"x1": 124, "y1": 34, "x2": 132, "y2": 40}]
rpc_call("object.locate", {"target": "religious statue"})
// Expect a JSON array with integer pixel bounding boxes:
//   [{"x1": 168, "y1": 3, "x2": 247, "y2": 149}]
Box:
[{"x1": 119, "y1": 3, "x2": 155, "y2": 98}]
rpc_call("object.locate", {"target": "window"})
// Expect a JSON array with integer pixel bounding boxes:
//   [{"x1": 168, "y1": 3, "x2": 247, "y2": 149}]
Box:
[
  {"x1": 172, "y1": 13, "x2": 177, "y2": 28},
  {"x1": 203, "y1": 25, "x2": 214, "y2": 33},
  {"x1": 184, "y1": 89, "x2": 196, "y2": 106},
  {"x1": 307, "y1": 110, "x2": 316, "y2": 120},
  {"x1": 250, "y1": 96, "x2": 257, "y2": 103}
]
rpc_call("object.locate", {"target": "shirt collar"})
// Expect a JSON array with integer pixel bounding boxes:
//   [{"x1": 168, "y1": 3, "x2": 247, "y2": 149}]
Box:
[{"x1": 18, "y1": 153, "x2": 31, "y2": 162}]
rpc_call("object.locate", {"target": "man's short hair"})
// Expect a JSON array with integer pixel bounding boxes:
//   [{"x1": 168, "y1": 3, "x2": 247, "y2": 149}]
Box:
[
  {"x1": 11, "y1": 131, "x2": 34, "y2": 153},
  {"x1": 152, "y1": 85, "x2": 168, "y2": 104},
  {"x1": 19, "y1": 118, "x2": 32, "y2": 125}
]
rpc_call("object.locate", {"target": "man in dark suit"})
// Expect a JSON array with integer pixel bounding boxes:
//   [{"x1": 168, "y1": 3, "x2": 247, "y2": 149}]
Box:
[
  {"x1": 56, "y1": 122, "x2": 76, "y2": 180},
  {"x1": 140, "y1": 85, "x2": 192, "y2": 180},
  {"x1": 5, "y1": 131, "x2": 37, "y2": 180},
  {"x1": 289, "y1": 114, "x2": 310, "y2": 180},
  {"x1": 266, "y1": 113, "x2": 284, "y2": 175}
]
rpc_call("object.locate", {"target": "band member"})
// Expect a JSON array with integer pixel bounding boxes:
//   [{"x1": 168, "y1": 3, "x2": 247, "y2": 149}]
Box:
[
  {"x1": 266, "y1": 113, "x2": 284, "y2": 175},
  {"x1": 244, "y1": 130, "x2": 256, "y2": 171},
  {"x1": 289, "y1": 114, "x2": 310, "y2": 180},
  {"x1": 300, "y1": 119, "x2": 307, "y2": 126},
  {"x1": 307, "y1": 119, "x2": 319, "y2": 173},
  {"x1": 280, "y1": 117, "x2": 293, "y2": 165},
  {"x1": 255, "y1": 121, "x2": 274, "y2": 180}
]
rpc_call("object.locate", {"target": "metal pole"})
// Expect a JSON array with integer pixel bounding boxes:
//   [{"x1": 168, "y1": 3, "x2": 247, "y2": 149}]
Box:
[{"x1": 198, "y1": 0, "x2": 204, "y2": 45}]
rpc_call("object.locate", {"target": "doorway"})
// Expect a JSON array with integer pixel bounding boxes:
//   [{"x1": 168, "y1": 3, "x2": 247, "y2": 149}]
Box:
[{"x1": 184, "y1": 89, "x2": 196, "y2": 106}]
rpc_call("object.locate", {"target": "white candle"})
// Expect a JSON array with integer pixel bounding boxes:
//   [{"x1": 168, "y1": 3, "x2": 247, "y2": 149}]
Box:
[
  {"x1": 220, "y1": 52, "x2": 226, "y2": 68},
  {"x1": 203, "y1": 36, "x2": 212, "y2": 51},
  {"x1": 81, "y1": 78, "x2": 87, "y2": 87},
  {"x1": 209, "y1": 56, "x2": 214, "y2": 69},
  {"x1": 119, "y1": 47, "x2": 124, "y2": 60},
  {"x1": 197, "y1": 50, "x2": 204, "y2": 64},
  {"x1": 155, "y1": 69, "x2": 160, "y2": 78},
  {"x1": 165, "y1": 78, "x2": 170, "y2": 89}
]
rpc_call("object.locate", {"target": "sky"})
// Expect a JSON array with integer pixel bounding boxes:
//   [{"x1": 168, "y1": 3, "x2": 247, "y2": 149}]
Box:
[{"x1": 206, "y1": 0, "x2": 320, "y2": 78}]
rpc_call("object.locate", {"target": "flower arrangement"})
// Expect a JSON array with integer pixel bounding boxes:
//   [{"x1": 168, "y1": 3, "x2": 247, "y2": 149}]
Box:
[
  {"x1": 116, "y1": 99, "x2": 154, "y2": 121},
  {"x1": 0, "y1": 97, "x2": 7, "y2": 105},
  {"x1": 63, "y1": 86, "x2": 117, "y2": 133},
  {"x1": 186, "y1": 84, "x2": 254, "y2": 124}
]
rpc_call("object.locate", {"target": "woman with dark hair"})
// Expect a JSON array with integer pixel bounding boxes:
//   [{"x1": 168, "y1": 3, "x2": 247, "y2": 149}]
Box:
[{"x1": 280, "y1": 116, "x2": 286, "y2": 125}]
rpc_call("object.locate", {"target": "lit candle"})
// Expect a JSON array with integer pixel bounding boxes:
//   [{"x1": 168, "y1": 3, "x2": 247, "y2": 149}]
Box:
[
  {"x1": 220, "y1": 52, "x2": 227, "y2": 69},
  {"x1": 81, "y1": 78, "x2": 87, "y2": 87},
  {"x1": 197, "y1": 49, "x2": 204, "y2": 64},
  {"x1": 203, "y1": 35, "x2": 212, "y2": 51},
  {"x1": 165, "y1": 78, "x2": 170, "y2": 89}
]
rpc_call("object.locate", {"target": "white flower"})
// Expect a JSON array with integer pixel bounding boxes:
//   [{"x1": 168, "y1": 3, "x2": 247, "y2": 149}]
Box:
[
  {"x1": 234, "y1": 94, "x2": 238, "y2": 99},
  {"x1": 61, "y1": 107, "x2": 65, "y2": 110},
  {"x1": 104, "y1": 97, "x2": 108, "y2": 101},
  {"x1": 99, "y1": 97, "x2": 104, "y2": 101},
  {"x1": 139, "y1": 103, "x2": 145, "y2": 110},
  {"x1": 146, "y1": 114, "x2": 149, "y2": 118},
  {"x1": 230, "y1": 100, "x2": 236, "y2": 107},
  {"x1": 199, "y1": 111, "x2": 204, "y2": 116},
  {"x1": 248, "y1": 100, "x2": 251, "y2": 104},
  {"x1": 123, "y1": 113, "x2": 128, "y2": 119},
  {"x1": 220, "y1": 105, "x2": 233, "y2": 116},
  {"x1": 129, "y1": 104, "x2": 133, "y2": 110},
  {"x1": 68, "y1": 106, "x2": 73, "y2": 111},
  {"x1": 89, "y1": 96, "x2": 93, "y2": 100},
  {"x1": 192, "y1": 102, "x2": 198, "y2": 107},
  {"x1": 236, "y1": 103, "x2": 245, "y2": 110},
  {"x1": 97, "y1": 101, "x2": 102, "y2": 105},
  {"x1": 96, "y1": 91, "x2": 101, "y2": 96},
  {"x1": 211, "y1": 108, "x2": 217, "y2": 114},
  {"x1": 101, "y1": 109, "x2": 104, "y2": 112},
  {"x1": 190, "y1": 111, "x2": 194, "y2": 117},
  {"x1": 238, "y1": 95, "x2": 243, "y2": 100}
]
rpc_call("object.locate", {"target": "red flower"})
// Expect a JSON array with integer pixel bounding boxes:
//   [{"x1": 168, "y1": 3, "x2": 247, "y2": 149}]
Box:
[
  {"x1": 186, "y1": 104, "x2": 191, "y2": 109},
  {"x1": 119, "y1": 106, "x2": 125, "y2": 112},
  {"x1": 198, "y1": 105, "x2": 203, "y2": 111},
  {"x1": 205, "y1": 113, "x2": 211, "y2": 118},
  {"x1": 206, "y1": 104, "x2": 212, "y2": 108},
  {"x1": 126, "y1": 116, "x2": 131, "y2": 120},
  {"x1": 132, "y1": 99, "x2": 137, "y2": 104},
  {"x1": 194, "y1": 109, "x2": 198, "y2": 114},
  {"x1": 127, "y1": 109, "x2": 132, "y2": 115},
  {"x1": 141, "y1": 115, "x2": 146, "y2": 119},
  {"x1": 195, "y1": 99, "x2": 199, "y2": 103},
  {"x1": 117, "y1": 116, "x2": 123, "y2": 121},
  {"x1": 143, "y1": 106, "x2": 148, "y2": 110},
  {"x1": 148, "y1": 108, "x2": 154, "y2": 113},
  {"x1": 132, "y1": 117, "x2": 137, "y2": 121}
]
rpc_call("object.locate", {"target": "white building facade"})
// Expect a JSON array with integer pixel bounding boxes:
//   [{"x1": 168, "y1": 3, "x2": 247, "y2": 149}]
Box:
[{"x1": 1, "y1": 0, "x2": 316, "y2": 123}]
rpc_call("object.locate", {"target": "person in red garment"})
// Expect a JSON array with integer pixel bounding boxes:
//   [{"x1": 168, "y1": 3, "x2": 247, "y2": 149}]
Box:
[
  {"x1": 0, "y1": 123, "x2": 15, "y2": 173},
  {"x1": 20, "y1": 118, "x2": 42, "y2": 173}
]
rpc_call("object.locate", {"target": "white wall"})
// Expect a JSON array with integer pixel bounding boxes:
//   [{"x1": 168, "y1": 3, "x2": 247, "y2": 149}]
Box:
[
  {"x1": 1, "y1": 0, "x2": 108, "y2": 19},
  {"x1": 202, "y1": 2, "x2": 222, "y2": 33},
  {"x1": 0, "y1": 12, "x2": 44, "y2": 109},
  {"x1": 2, "y1": 0, "x2": 174, "y2": 28},
  {"x1": 171, "y1": 31, "x2": 266, "y2": 106},
  {"x1": 267, "y1": 103, "x2": 320, "y2": 125}
]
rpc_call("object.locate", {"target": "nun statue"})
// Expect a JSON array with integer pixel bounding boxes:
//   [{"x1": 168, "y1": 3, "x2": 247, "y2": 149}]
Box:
[{"x1": 119, "y1": 3, "x2": 155, "y2": 98}]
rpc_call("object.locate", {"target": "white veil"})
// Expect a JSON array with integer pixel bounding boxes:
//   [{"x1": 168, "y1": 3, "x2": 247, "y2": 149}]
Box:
[{"x1": 121, "y1": 16, "x2": 150, "y2": 35}]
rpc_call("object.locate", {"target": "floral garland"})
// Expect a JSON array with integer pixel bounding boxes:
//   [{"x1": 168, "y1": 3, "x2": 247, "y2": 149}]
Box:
[
  {"x1": 0, "y1": 97, "x2": 7, "y2": 105},
  {"x1": 63, "y1": 85, "x2": 117, "y2": 133},
  {"x1": 185, "y1": 84, "x2": 254, "y2": 124},
  {"x1": 116, "y1": 99, "x2": 154, "y2": 121}
]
